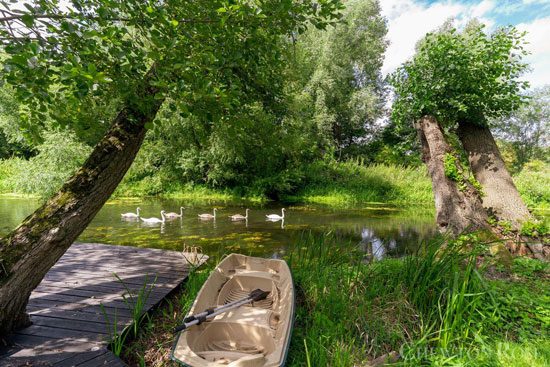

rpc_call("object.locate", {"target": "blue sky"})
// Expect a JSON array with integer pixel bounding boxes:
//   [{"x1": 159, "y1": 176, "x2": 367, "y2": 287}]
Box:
[
  {"x1": 380, "y1": 0, "x2": 550, "y2": 88},
  {"x1": 417, "y1": 0, "x2": 550, "y2": 24}
]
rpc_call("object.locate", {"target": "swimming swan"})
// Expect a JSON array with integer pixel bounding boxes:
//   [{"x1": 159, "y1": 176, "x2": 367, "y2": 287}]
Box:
[
  {"x1": 229, "y1": 208, "x2": 249, "y2": 220},
  {"x1": 165, "y1": 206, "x2": 185, "y2": 219},
  {"x1": 198, "y1": 208, "x2": 217, "y2": 219},
  {"x1": 141, "y1": 210, "x2": 166, "y2": 223},
  {"x1": 266, "y1": 208, "x2": 285, "y2": 220},
  {"x1": 121, "y1": 207, "x2": 140, "y2": 218}
]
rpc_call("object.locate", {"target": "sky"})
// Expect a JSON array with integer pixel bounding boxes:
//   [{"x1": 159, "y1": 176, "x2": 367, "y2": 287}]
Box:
[{"x1": 380, "y1": 0, "x2": 550, "y2": 89}]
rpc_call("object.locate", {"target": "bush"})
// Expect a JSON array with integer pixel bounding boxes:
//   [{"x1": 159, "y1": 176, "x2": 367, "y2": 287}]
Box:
[
  {"x1": 0, "y1": 130, "x2": 91, "y2": 198},
  {"x1": 520, "y1": 219, "x2": 549, "y2": 237}
]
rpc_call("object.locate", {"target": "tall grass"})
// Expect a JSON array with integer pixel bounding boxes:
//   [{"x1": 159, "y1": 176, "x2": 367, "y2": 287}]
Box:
[
  {"x1": 286, "y1": 232, "x2": 372, "y2": 366},
  {"x1": 117, "y1": 232, "x2": 550, "y2": 366},
  {"x1": 290, "y1": 160, "x2": 434, "y2": 205},
  {"x1": 285, "y1": 231, "x2": 548, "y2": 366}
]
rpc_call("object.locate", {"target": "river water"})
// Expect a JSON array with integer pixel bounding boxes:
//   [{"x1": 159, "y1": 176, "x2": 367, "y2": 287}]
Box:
[{"x1": 0, "y1": 197, "x2": 439, "y2": 259}]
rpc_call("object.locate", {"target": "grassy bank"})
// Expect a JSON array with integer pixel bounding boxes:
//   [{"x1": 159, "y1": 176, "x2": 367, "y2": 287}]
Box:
[
  {"x1": 116, "y1": 233, "x2": 550, "y2": 366},
  {"x1": 113, "y1": 182, "x2": 269, "y2": 202},
  {"x1": 286, "y1": 160, "x2": 434, "y2": 205}
]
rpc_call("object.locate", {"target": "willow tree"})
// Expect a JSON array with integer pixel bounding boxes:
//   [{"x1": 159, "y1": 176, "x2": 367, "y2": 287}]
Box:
[
  {"x1": 390, "y1": 23, "x2": 533, "y2": 235},
  {"x1": 0, "y1": 0, "x2": 342, "y2": 334},
  {"x1": 288, "y1": 0, "x2": 388, "y2": 158}
]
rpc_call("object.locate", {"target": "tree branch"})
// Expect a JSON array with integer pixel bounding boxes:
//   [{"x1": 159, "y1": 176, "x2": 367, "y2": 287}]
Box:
[{"x1": 0, "y1": 13, "x2": 215, "y2": 24}]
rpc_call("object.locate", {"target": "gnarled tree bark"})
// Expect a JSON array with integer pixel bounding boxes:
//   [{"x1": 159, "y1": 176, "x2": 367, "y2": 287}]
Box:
[
  {"x1": 415, "y1": 115, "x2": 489, "y2": 234},
  {"x1": 457, "y1": 122, "x2": 533, "y2": 228},
  {"x1": 0, "y1": 64, "x2": 164, "y2": 335}
]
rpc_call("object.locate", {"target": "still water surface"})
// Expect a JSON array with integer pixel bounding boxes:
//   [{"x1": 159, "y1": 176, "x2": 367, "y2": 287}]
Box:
[{"x1": 0, "y1": 197, "x2": 439, "y2": 259}]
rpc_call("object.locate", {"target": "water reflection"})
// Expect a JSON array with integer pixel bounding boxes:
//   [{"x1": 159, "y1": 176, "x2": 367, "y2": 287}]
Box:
[
  {"x1": 361, "y1": 228, "x2": 397, "y2": 260},
  {"x1": 266, "y1": 218, "x2": 285, "y2": 229},
  {"x1": 0, "y1": 197, "x2": 439, "y2": 258}
]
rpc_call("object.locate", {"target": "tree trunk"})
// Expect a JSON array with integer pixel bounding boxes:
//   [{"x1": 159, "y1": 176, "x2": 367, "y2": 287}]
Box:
[
  {"x1": 457, "y1": 122, "x2": 533, "y2": 229},
  {"x1": 0, "y1": 64, "x2": 164, "y2": 335},
  {"x1": 415, "y1": 115, "x2": 489, "y2": 234}
]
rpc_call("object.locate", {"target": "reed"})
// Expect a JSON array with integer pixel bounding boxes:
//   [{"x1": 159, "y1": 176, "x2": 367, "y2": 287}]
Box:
[
  {"x1": 100, "y1": 305, "x2": 129, "y2": 357},
  {"x1": 100, "y1": 272, "x2": 157, "y2": 357}
]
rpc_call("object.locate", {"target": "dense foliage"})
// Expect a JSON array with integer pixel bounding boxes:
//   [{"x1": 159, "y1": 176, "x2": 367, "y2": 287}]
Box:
[
  {"x1": 288, "y1": 0, "x2": 388, "y2": 157},
  {"x1": 0, "y1": 5, "x2": 548, "y2": 203},
  {"x1": 0, "y1": 0, "x2": 391, "y2": 199}
]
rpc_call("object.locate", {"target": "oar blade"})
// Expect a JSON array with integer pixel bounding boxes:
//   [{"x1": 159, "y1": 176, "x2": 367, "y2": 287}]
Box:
[{"x1": 250, "y1": 288, "x2": 270, "y2": 301}]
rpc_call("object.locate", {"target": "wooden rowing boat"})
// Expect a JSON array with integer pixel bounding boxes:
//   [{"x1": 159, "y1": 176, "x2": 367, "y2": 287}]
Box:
[{"x1": 172, "y1": 253, "x2": 295, "y2": 367}]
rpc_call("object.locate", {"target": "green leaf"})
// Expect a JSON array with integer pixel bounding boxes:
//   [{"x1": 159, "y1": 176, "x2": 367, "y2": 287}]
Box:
[
  {"x1": 21, "y1": 14, "x2": 34, "y2": 27},
  {"x1": 29, "y1": 42, "x2": 40, "y2": 55},
  {"x1": 145, "y1": 6, "x2": 153, "y2": 13}
]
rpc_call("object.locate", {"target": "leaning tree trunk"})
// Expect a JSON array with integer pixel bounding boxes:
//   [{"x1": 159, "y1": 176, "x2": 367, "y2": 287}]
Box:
[
  {"x1": 0, "y1": 64, "x2": 164, "y2": 335},
  {"x1": 457, "y1": 122, "x2": 533, "y2": 229},
  {"x1": 415, "y1": 115, "x2": 489, "y2": 234}
]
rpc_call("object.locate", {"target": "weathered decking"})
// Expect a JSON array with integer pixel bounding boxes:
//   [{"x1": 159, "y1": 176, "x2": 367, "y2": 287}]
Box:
[{"x1": 0, "y1": 242, "x2": 208, "y2": 367}]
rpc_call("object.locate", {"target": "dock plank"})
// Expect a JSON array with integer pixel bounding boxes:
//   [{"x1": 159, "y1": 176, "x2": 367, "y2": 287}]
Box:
[{"x1": 0, "y1": 242, "x2": 208, "y2": 367}]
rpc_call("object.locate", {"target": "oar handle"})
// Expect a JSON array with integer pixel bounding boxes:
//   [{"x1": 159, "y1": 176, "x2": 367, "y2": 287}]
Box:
[{"x1": 184, "y1": 307, "x2": 215, "y2": 323}]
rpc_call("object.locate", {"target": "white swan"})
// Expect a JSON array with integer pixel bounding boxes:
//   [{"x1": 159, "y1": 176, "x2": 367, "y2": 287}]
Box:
[
  {"x1": 229, "y1": 208, "x2": 249, "y2": 221},
  {"x1": 141, "y1": 210, "x2": 166, "y2": 223},
  {"x1": 121, "y1": 207, "x2": 140, "y2": 218},
  {"x1": 198, "y1": 208, "x2": 217, "y2": 219},
  {"x1": 165, "y1": 206, "x2": 185, "y2": 219},
  {"x1": 266, "y1": 208, "x2": 285, "y2": 221}
]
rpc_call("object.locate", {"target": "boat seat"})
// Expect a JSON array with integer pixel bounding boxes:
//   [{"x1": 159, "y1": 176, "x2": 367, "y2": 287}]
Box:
[
  {"x1": 191, "y1": 322, "x2": 276, "y2": 364},
  {"x1": 225, "y1": 269, "x2": 279, "y2": 281},
  {"x1": 211, "y1": 307, "x2": 279, "y2": 331}
]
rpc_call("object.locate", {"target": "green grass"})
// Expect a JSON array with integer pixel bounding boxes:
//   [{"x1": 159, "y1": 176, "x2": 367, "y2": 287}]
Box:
[
  {"x1": 514, "y1": 162, "x2": 550, "y2": 209},
  {"x1": 2, "y1": 152, "x2": 549, "y2": 209},
  {"x1": 113, "y1": 181, "x2": 268, "y2": 202}
]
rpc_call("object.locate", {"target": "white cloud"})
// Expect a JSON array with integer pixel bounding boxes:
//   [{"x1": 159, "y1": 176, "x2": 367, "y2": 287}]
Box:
[
  {"x1": 472, "y1": 0, "x2": 496, "y2": 18},
  {"x1": 380, "y1": 0, "x2": 466, "y2": 75},
  {"x1": 522, "y1": 0, "x2": 550, "y2": 4},
  {"x1": 517, "y1": 17, "x2": 550, "y2": 87}
]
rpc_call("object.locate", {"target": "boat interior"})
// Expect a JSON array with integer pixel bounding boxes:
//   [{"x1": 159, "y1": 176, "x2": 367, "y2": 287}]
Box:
[{"x1": 173, "y1": 254, "x2": 294, "y2": 367}]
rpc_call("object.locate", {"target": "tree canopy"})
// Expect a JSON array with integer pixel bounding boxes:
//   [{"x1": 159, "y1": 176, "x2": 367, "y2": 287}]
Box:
[
  {"x1": 390, "y1": 23, "x2": 530, "y2": 127},
  {"x1": 1, "y1": 0, "x2": 343, "y2": 142},
  {"x1": 289, "y1": 0, "x2": 388, "y2": 156}
]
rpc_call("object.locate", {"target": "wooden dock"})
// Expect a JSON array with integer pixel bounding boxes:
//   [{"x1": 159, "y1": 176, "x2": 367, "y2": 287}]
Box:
[{"x1": 0, "y1": 242, "x2": 208, "y2": 367}]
